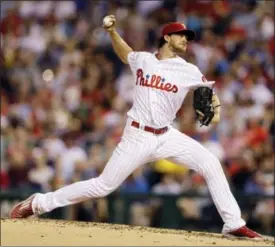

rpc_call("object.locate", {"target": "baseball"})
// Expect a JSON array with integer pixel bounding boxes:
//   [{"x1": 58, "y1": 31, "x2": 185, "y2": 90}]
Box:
[{"x1": 103, "y1": 16, "x2": 114, "y2": 28}]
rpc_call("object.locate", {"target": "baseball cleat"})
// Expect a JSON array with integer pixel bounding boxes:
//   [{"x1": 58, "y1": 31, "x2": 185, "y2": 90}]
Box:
[
  {"x1": 9, "y1": 194, "x2": 36, "y2": 218},
  {"x1": 223, "y1": 226, "x2": 263, "y2": 240}
]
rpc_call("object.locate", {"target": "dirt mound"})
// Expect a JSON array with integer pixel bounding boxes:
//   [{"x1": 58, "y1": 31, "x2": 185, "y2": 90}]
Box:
[{"x1": 1, "y1": 218, "x2": 274, "y2": 246}]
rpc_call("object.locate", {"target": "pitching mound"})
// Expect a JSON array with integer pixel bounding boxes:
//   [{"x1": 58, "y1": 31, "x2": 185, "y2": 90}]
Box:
[{"x1": 1, "y1": 219, "x2": 274, "y2": 246}]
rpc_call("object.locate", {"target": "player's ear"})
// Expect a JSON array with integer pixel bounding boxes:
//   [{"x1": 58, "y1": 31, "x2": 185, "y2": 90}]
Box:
[{"x1": 164, "y1": 34, "x2": 170, "y2": 43}]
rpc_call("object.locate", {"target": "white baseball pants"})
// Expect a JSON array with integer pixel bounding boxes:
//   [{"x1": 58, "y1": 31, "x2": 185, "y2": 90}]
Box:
[{"x1": 32, "y1": 118, "x2": 245, "y2": 232}]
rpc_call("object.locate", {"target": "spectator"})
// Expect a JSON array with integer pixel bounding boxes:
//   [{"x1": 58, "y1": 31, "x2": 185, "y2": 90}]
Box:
[
  {"x1": 121, "y1": 169, "x2": 149, "y2": 194},
  {"x1": 56, "y1": 131, "x2": 87, "y2": 186},
  {"x1": 152, "y1": 173, "x2": 182, "y2": 195},
  {"x1": 28, "y1": 148, "x2": 54, "y2": 192}
]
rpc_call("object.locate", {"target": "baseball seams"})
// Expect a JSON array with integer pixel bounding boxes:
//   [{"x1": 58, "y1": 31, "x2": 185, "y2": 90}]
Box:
[{"x1": 103, "y1": 16, "x2": 114, "y2": 28}]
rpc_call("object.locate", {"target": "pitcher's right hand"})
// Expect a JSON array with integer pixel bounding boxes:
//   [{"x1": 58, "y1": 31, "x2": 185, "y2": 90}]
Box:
[{"x1": 103, "y1": 15, "x2": 116, "y2": 32}]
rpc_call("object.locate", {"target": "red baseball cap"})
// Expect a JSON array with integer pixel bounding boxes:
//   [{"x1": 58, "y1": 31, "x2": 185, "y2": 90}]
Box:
[{"x1": 161, "y1": 22, "x2": 195, "y2": 41}]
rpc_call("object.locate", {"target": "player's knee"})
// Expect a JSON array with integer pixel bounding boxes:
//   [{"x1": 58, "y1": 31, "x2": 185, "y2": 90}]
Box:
[
  {"x1": 200, "y1": 153, "x2": 223, "y2": 176},
  {"x1": 96, "y1": 176, "x2": 117, "y2": 197},
  {"x1": 211, "y1": 154, "x2": 221, "y2": 166},
  {"x1": 213, "y1": 158, "x2": 223, "y2": 172}
]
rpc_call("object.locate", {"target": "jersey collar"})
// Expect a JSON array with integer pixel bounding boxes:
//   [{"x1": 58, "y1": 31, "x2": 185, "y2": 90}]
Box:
[{"x1": 153, "y1": 51, "x2": 184, "y2": 62}]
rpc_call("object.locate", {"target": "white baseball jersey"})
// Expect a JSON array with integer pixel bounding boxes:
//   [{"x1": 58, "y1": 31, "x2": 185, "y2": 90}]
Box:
[{"x1": 127, "y1": 51, "x2": 215, "y2": 128}]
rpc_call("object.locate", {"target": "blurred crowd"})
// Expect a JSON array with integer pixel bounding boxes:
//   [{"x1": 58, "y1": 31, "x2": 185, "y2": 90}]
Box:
[{"x1": 1, "y1": 0, "x2": 274, "y2": 234}]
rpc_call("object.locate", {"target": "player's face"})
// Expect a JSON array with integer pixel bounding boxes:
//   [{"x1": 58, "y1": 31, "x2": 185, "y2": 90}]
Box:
[{"x1": 167, "y1": 33, "x2": 188, "y2": 53}]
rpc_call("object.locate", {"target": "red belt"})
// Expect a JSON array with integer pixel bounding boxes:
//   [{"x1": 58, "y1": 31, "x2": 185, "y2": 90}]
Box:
[{"x1": 131, "y1": 121, "x2": 168, "y2": 135}]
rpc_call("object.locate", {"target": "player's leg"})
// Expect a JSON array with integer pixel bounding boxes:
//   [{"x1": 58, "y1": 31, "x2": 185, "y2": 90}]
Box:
[
  {"x1": 154, "y1": 128, "x2": 245, "y2": 233},
  {"x1": 11, "y1": 124, "x2": 157, "y2": 217}
]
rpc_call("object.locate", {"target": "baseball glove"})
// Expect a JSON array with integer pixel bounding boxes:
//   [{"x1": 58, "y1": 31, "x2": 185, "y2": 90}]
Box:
[{"x1": 193, "y1": 87, "x2": 215, "y2": 126}]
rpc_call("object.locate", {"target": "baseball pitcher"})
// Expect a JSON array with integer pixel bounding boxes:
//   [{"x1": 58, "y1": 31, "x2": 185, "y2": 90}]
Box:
[{"x1": 10, "y1": 15, "x2": 262, "y2": 240}]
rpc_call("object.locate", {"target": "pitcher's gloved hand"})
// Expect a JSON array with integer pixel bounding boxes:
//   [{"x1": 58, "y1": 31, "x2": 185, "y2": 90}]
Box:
[
  {"x1": 211, "y1": 93, "x2": 221, "y2": 124},
  {"x1": 193, "y1": 87, "x2": 221, "y2": 126}
]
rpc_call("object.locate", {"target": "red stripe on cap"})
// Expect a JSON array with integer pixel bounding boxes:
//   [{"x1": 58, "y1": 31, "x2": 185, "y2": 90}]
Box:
[{"x1": 162, "y1": 22, "x2": 187, "y2": 36}]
